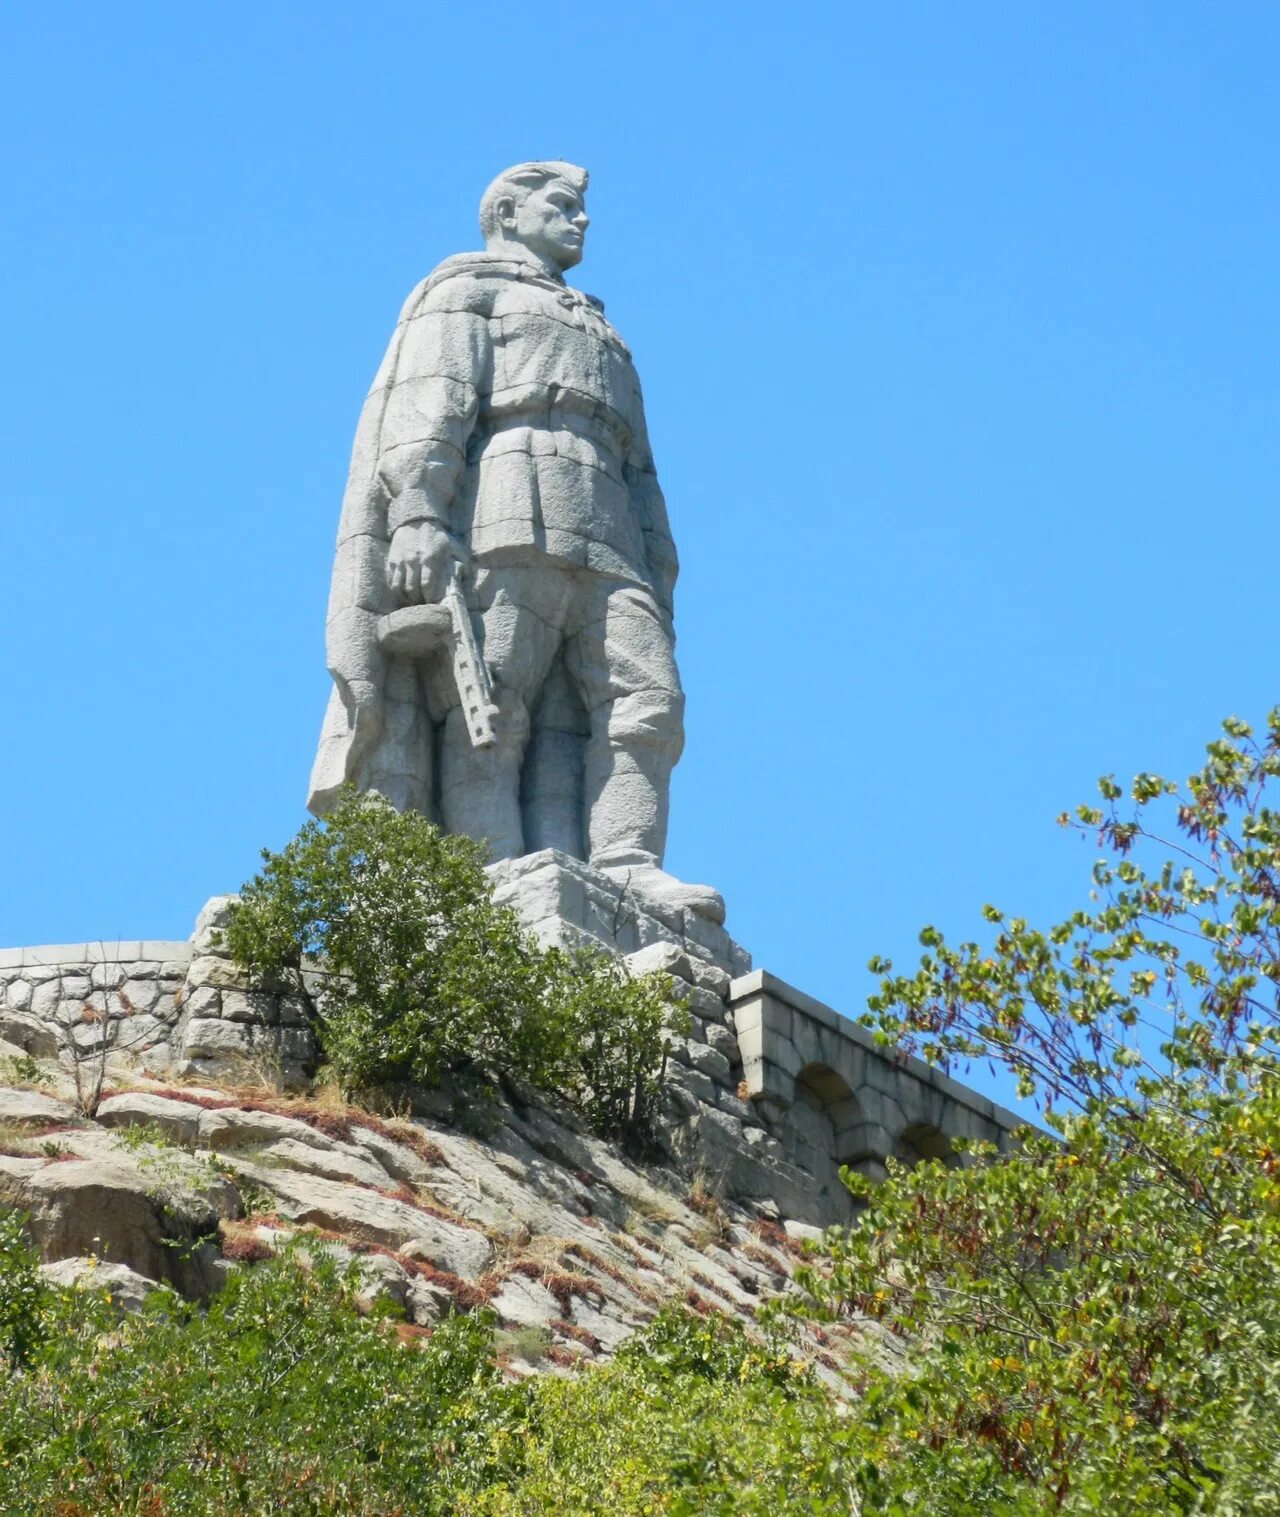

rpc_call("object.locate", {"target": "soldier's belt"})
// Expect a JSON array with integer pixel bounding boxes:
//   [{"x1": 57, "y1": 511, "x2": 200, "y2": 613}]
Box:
[{"x1": 479, "y1": 405, "x2": 630, "y2": 461}]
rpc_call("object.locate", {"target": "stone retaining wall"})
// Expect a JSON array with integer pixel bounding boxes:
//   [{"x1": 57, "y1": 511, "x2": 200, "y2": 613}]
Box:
[
  {"x1": 1, "y1": 864, "x2": 1026, "y2": 1229},
  {"x1": 0, "y1": 940, "x2": 192, "y2": 1069},
  {"x1": 0, "y1": 911, "x2": 318, "y2": 1087}
]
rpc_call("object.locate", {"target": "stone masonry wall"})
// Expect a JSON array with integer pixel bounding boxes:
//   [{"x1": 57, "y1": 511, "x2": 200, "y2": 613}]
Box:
[
  {"x1": 1, "y1": 855, "x2": 1022, "y2": 1230},
  {"x1": 0, "y1": 940, "x2": 192, "y2": 1069}
]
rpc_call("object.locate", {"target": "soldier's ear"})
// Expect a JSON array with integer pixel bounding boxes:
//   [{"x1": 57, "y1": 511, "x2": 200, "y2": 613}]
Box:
[{"x1": 495, "y1": 195, "x2": 518, "y2": 231}]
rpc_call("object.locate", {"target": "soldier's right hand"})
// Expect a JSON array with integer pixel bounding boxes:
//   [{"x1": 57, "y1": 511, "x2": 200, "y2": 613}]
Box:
[{"x1": 386, "y1": 520, "x2": 457, "y2": 603}]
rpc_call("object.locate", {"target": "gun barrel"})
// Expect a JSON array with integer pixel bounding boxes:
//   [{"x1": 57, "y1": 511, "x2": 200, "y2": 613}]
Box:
[{"x1": 444, "y1": 567, "x2": 498, "y2": 748}]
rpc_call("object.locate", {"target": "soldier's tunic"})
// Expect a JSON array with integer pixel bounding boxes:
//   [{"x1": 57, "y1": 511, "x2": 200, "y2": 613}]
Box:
[{"x1": 309, "y1": 249, "x2": 686, "y2": 864}]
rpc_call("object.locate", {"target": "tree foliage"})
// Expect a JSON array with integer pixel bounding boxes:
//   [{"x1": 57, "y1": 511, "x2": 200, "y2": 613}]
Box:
[
  {"x1": 790, "y1": 712, "x2": 1280, "y2": 1512},
  {"x1": 223, "y1": 790, "x2": 687, "y2": 1138},
  {"x1": 0, "y1": 1237, "x2": 855, "y2": 1516}
]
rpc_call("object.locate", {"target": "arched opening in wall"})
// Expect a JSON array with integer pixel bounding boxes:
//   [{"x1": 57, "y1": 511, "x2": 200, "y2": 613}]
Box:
[
  {"x1": 795, "y1": 1062, "x2": 856, "y2": 1113},
  {"x1": 791, "y1": 1062, "x2": 865, "y2": 1196},
  {"x1": 895, "y1": 1123, "x2": 958, "y2": 1168}
]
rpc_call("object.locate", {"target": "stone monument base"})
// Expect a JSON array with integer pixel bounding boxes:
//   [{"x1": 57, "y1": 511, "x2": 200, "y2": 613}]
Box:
[
  {"x1": 486, "y1": 849, "x2": 751, "y2": 979},
  {"x1": 0, "y1": 857, "x2": 1024, "y2": 1228}
]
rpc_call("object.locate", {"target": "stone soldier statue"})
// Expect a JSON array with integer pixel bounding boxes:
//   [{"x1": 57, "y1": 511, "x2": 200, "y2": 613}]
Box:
[{"x1": 308, "y1": 161, "x2": 723, "y2": 923}]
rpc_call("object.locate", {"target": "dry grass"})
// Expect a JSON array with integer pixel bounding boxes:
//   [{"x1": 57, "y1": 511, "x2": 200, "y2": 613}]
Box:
[
  {"x1": 687, "y1": 1267, "x2": 738, "y2": 1306},
  {"x1": 751, "y1": 1217, "x2": 806, "y2": 1257},
  {"x1": 623, "y1": 1190, "x2": 679, "y2": 1226},
  {"x1": 217, "y1": 1219, "x2": 276, "y2": 1264},
  {"x1": 145, "y1": 1086, "x2": 447, "y2": 1168},
  {"x1": 508, "y1": 1257, "x2": 604, "y2": 1315},
  {"x1": 561, "y1": 1240, "x2": 657, "y2": 1303},
  {"x1": 740, "y1": 1240, "x2": 789, "y2": 1279},
  {"x1": 549, "y1": 1317, "x2": 602, "y2": 1354}
]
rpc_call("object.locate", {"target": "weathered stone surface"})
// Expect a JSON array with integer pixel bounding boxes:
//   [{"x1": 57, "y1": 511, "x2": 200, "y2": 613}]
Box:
[
  {"x1": 715, "y1": 1090, "x2": 758, "y2": 1123},
  {"x1": 3, "y1": 979, "x2": 33, "y2": 1013},
  {"x1": 624, "y1": 942, "x2": 694, "y2": 983},
  {"x1": 492, "y1": 851, "x2": 750, "y2": 980},
  {"x1": 255, "y1": 1136, "x2": 390, "y2": 1189},
  {"x1": 668, "y1": 1063, "x2": 719, "y2": 1108},
  {"x1": 40, "y1": 1256, "x2": 159, "y2": 1311},
  {"x1": 29, "y1": 980, "x2": 61, "y2": 1019},
  {"x1": 198, "y1": 1106, "x2": 342, "y2": 1153},
  {"x1": 218, "y1": 990, "x2": 280, "y2": 1024},
  {"x1": 352, "y1": 1126, "x2": 439, "y2": 1187},
  {"x1": 0, "y1": 1088, "x2": 80, "y2": 1126},
  {"x1": 704, "y1": 1021, "x2": 740, "y2": 1064},
  {"x1": 232, "y1": 1163, "x2": 492, "y2": 1277},
  {"x1": 0, "y1": 1011, "x2": 59, "y2": 1059},
  {"x1": 1, "y1": 1156, "x2": 239, "y2": 1296},
  {"x1": 406, "y1": 1276, "x2": 454, "y2": 1325},
  {"x1": 0, "y1": 1155, "x2": 43, "y2": 1183},
  {"x1": 187, "y1": 955, "x2": 254, "y2": 990},
  {"x1": 192, "y1": 896, "x2": 240, "y2": 956},
  {"x1": 556, "y1": 1295, "x2": 638, "y2": 1352},
  {"x1": 178, "y1": 1019, "x2": 312, "y2": 1081},
  {"x1": 784, "y1": 1219, "x2": 824, "y2": 1245},
  {"x1": 689, "y1": 960, "x2": 732, "y2": 998},
  {"x1": 95, "y1": 1092, "x2": 204, "y2": 1145},
  {"x1": 118, "y1": 979, "x2": 160, "y2": 1013},
  {"x1": 685, "y1": 1042, "x2": 733, "y2": 1085},
  {"x1": 682, "y1": 984, "x2": 730, "y2": 1021},
  {"x1": 490, "y1": 1274, "x2": 562, "y2": 1330},
  {"x1": 0, "y1": 1056, "x2": 875, "y2": 1373},
  {"x1": 181, "y1": 986, "x2": 221, "y2": 1019}
]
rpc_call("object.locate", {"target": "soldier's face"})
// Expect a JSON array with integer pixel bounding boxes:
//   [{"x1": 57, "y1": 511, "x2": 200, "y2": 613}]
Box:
[{"x1": 510, "y1": 181, "x2": 589, "y2": 272}]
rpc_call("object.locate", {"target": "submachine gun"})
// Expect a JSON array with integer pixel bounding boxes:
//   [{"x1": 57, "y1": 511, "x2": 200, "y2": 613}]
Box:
[{"x1": 374, "y1": 562, "x2": 498, "y2": 748}]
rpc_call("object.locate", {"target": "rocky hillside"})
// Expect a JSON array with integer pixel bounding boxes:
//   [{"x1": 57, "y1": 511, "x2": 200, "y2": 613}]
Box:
[{"x1": 0, "y1": 1045, "x2": 876, "y2": 1382}]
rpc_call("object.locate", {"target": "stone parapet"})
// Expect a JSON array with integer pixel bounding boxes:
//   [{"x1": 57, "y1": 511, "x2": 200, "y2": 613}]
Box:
[
  {"x1": 729, "y1": 969, "x2": 1024, "y2": 1217},
  {"x1": 0, "y1": 941, "x2": 191, "y2": 971}
]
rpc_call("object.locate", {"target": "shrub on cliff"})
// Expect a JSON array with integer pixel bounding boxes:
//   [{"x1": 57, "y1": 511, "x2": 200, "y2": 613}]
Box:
[{"x1": 222, "y1": 789, "x2": 686, "y2": 1137}]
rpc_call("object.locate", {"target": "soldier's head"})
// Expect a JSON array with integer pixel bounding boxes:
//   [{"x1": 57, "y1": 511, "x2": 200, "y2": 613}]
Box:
[{"x1": 479, "y1": 161, "x2": 589, "y2": 273}]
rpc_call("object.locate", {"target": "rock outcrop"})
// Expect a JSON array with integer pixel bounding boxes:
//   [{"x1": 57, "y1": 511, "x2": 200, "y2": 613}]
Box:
[{"x1": 0, "y1": 1060, "x2": 873, "y2": 1378}]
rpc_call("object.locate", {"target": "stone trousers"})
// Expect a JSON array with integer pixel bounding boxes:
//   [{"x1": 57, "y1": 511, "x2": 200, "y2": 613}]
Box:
[{"x1": 439, "y1": 560, "x2": 685, "y2": 866}]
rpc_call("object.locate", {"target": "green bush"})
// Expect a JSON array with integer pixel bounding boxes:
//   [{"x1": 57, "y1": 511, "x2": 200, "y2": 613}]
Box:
[
  {"x1": 0, "y1": 1233, "x2": 855, "y2": 1517},
  {"x1": 460, "y1": 1307, "x2": 860, "y2": 1516},
  {"x1": 0, "y1": 1206, "x2": 49, "y2": 1368},
  {"x1": 787, "y1": 711, "x2": 1280, "y2": 1512},
  {"x1": 224, "y1": 790, "x2": 687, "y2": 1137},
  {"x1": 0, "y1": 1234, "x2": 514, "y2": 1515}
]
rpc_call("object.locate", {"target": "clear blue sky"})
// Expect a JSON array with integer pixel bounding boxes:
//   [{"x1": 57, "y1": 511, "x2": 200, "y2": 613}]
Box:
[{"x1": 3, "y1": 2, "x2": 1277, "y2": 1113}]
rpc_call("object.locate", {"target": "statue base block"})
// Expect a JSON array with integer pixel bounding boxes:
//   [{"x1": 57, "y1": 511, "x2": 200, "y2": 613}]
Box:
[{"x1": 486, "y1": 849, "x2": 751, "y2": 979}]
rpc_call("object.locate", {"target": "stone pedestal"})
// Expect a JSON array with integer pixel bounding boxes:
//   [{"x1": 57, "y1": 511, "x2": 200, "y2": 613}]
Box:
[{"x1": 486, "y1": 849, "x2": 751, "y2": 980}]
